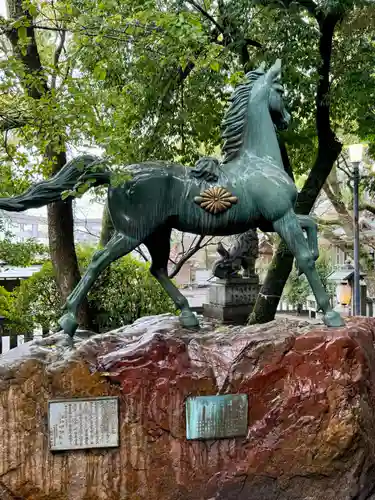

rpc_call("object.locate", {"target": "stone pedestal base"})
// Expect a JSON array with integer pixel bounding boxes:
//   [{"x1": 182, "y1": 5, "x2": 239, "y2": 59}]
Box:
[
  {"x1": 1, "y1": 316, "x2": 375, "y2": 499},
  {"x1": 203, "y1": 276, "x2": 260, "y2": 325},
  {"x1": 203, "y1": 303, "x2": 254, "y2": 324}
]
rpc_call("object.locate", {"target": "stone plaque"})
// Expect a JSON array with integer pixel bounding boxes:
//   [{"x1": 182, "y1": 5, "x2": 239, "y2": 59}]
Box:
[
  {"x1": 48, "y1": 397, "x2": 119, "y2": 451},
  {"x1": 185, "y1": 394, "x2": 248, "y2": 440}
]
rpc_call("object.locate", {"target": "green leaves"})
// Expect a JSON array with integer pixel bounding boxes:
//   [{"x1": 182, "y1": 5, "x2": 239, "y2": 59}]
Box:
[
  {"x1": 210, "y1": 61, "x2": 220, "y2": 72},
  {"x1": 0, "y1": 0, "x2": 373, "y2": 175},
  {"x1": 17, "y1": 26, "x2": 28, "y2": 42},
  {"x1": 93, "y1": 62, "x2": 107, "y2": 81},
  {"x1": 2, "y1": 249, "x2": 175, "y2": 334},
  {"x1": 0, "y1": 237, "x2": 48, "y2": 267}
]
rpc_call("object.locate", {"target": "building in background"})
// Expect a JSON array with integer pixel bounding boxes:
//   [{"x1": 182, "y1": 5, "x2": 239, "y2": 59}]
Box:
[{"x1": 0, "y1": 211, "x2": 102, "y2": 245}]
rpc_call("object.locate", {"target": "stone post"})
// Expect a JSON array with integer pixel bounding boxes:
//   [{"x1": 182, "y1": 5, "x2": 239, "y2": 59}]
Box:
[
  {"x1": 203, "y1": 275, "x2": 260, "y2": 325},
  {"x1": 360, "y1": 281, "x2": 367, "y2": 316}
]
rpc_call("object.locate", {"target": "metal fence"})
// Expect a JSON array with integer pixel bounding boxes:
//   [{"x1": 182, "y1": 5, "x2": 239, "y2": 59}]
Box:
[
  {"x1": 0, "y1": 331, "x2": 48, "y2": 355},
  {"x1": 0, "y1": 333, "x2": 24, "y2": 354}
]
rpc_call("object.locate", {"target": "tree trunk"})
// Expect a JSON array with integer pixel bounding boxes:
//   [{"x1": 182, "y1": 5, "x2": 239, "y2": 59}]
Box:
[
  {"x1": 100, "y1": 202, "x2": 114, "y2": 247},
  {"x1": 5, "y1": 0, "x2": 93, "y2": 330},
  {"x1": 250, "y1": 11, "x2": 342, "y2": 324},
  {"x1": 46, "y1": 149, "x2": 93, "y2": 329}
]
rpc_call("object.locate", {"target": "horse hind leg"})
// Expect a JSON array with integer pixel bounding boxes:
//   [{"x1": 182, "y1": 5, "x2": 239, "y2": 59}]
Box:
[
  {"x1": 295, "y1": 214, "x2": 319, "y2": 276},
  {"x1": 59, "y1": 231, "x2": 142, "y2": 336},
  {"x1": 297, "y1": 214, "x2": 319, "y2": 261},
  {"x1": 273, "y1": 209, "x2": 344, "y2": 328},
  {"x1": 144, "y1": 226, "x2": 199, "y2": 329}
]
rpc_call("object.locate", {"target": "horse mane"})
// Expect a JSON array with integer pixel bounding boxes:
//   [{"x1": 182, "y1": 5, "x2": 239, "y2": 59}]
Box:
[{"x1": 221, "y1": 67, "x2": 265, "y2": 164}]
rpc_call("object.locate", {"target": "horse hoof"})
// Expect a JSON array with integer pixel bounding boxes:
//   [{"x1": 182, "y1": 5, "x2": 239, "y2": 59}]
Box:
[
  {"x1": 323, "y1": 310, "x2": 345, "y2": 328},
  {"x1": 58, "y1": 312, "x2": 79, "y2": 337},
  {"x1": 179, "y1": 311, "x2": 200, "y2": 329}
]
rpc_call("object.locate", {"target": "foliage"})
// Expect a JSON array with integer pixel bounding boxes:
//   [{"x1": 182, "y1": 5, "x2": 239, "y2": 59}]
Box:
[
  {"x1": 0, "y1": 261, "x2": 60, "y2": 334},
  {"x1": 284, "y1": 250, "x2": 335, "y2": 308},
  {"x1": 62, "y1": 0, "x2": 233, "y2": 165},
  {"x1": 0, "y1": 286, "x2": 18, "y2": 331},
  {"x1": 85, "y1": 253, "x2": 177, "y2": 331},
  {"x1": 55, "y1": 0, "x2": 374, "y2": 174},
  {"x1": 0, "y1": 248, "x2": 176, "y2": 335},
  {"x1": 0, "y1": 236, "x2": 48, "y2": 266}
]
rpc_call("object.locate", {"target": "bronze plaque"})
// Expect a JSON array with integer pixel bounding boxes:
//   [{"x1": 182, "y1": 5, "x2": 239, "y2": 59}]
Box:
[
  {"x1": 185, "y1": 394, "x2": 248, "y2": 440},
  {"x1": 48, "y1": 397, "x2": 119, "y2": 451}
]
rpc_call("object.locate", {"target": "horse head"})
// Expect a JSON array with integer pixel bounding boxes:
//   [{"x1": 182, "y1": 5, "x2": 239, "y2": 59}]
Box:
[
  {"x1": 221, "y1": 59, "x2": 290, "y2": 164},
  {"x1": 249, "y1": 59, "x2": 291, "y2": 131}
]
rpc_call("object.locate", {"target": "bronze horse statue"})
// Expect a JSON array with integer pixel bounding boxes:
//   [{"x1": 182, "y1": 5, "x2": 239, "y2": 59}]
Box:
[{"x1": 0, "y1": 60, "x2": 344, "y2": 335}]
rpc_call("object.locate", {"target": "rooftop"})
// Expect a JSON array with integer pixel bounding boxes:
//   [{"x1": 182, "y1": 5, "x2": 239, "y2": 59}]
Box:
[{"x1": 0, "y1": 265, "x2": 42, "y2": 279}]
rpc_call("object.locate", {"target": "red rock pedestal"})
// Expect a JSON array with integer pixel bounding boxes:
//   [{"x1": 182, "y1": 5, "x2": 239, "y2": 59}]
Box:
[{"x1": 1, "y1": 315, "x2": 375, "y2": 500}]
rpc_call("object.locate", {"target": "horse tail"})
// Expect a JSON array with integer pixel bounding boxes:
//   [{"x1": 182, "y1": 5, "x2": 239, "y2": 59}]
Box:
[{"x1": 0, "y1": 155, "x2": 111, "y2": 212}]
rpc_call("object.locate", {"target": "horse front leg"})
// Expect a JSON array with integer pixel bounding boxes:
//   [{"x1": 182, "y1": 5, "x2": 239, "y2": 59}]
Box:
[
  {"x1": 59, "y1": 232, "x2": 141, "y2": 336},
  {"x1": 273, "y1": 209, "x2": 344, "y2": 327}
]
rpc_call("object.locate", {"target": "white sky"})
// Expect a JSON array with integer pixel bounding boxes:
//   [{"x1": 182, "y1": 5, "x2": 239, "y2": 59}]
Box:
[{"x1": 0, "y1": 1, "x2": 6, "y2": 17}]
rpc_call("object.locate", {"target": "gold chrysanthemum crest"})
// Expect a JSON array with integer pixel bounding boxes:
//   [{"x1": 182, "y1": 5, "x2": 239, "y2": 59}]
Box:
[{"x1": 194, "y1": 186, "x2": 238, "y2": 214}]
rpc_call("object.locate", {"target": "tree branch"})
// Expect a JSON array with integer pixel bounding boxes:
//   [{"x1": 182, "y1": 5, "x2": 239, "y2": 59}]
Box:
[
  {"x1": 294, "y1": 13, "x2": 342, "y2": 214},
  {"x1": 168, "y1": 235, "x2": 205, "y2": 278},
  {"x1": 294, "y1": 0, "x2": 317, "y2": 17},
  {"x1": 185, "y1": 0, "x2": 225, "y2": 34},
  {"x1": 135, "y1": 246, "x2": 149, "y2": 262},
  {"x1": 268, "y1": 0, "x2": 317, "y2": 17},
  {"x1": 5, "y1": 3, "x2": 49, "y2": 99},
  {"x1": 74, "y1": 217, "x2": 100, "y2": 240},
  {"x1": 315, "y1": 216, "x2": 341, "y2": 226},
  {"x1": 338, "y1": 153, "x2": 353, "y2": 178},
  {"x1": 51, "y1": 29, "x2": 66, "y2": 89},
  {"x1": 320, "y1": 183, "x2": 353, "y2": 239},
  {"x1": 244, "y1": 37, "x2": 263, "y2": 49},
  {"x1": 336, "y1": 160, "x2": 352, "y2": 179},
  {"x1": 0, "y1": 112, "x2": 28, "y2": 131}
]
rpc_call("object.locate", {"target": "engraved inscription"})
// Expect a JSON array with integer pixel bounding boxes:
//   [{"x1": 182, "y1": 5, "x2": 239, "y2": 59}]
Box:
[
  {"x1": 48, "y1": 397, "x2": 119, "y2": 451},
  {"x1": 186, "y1": 394, "x2": 248, "y2": 440}
]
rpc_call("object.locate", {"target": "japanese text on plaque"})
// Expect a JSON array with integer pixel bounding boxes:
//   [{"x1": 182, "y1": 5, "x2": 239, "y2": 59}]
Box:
[{"x1": 48, "y1": 397, "x2": 119, "y2": 451}]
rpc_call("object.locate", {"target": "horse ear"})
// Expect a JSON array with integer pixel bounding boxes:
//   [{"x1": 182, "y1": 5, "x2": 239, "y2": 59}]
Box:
[
  {"x1": 245, "y1": 61, "x2": 266, "y2": 81},
  {"x1": 256, "y1": 61, "x2": 266, "y2": 73},
  {"x1": 266, "y1": 59, "x2": 282, "y2": 84}
]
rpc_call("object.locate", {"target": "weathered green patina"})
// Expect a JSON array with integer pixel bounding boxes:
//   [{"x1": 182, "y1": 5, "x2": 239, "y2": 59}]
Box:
[
  {"x1": 186, "y1": 394, "x2": 248, "y2": 440},
  {"x1": 0, "y1": 60, "x2": 344, "y2": 335}
]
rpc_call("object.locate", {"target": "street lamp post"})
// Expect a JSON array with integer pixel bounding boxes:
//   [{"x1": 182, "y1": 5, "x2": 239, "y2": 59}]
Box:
[{"x1": 349, "y1": 144, "x2": 364, "y2": 316}]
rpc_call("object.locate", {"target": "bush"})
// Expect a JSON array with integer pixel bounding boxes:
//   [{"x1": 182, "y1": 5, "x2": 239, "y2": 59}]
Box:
[
  {"x1": 2, "y1": 250, "x2": 176, "y2": 334},
  {"x1": 0, "y1": 237, "x2": 48, "y2": 266},
  {"x1": 0, "y1": 262, "x2": 64, "y2": 335},
  {"x1": 86, "y1": 253, "x2": 177, "y2": 331},
  {"x1": 0, "y1": 236, "x2": 51, "y2": 335}
]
